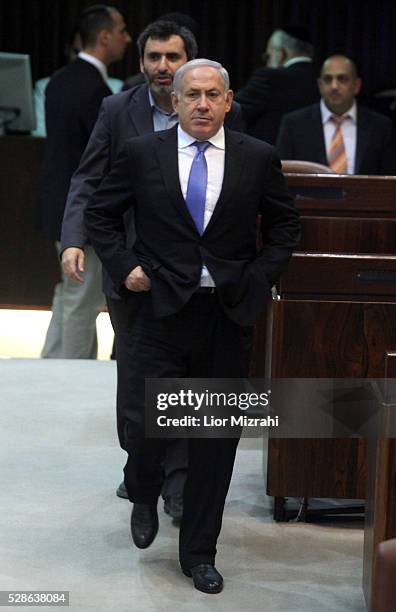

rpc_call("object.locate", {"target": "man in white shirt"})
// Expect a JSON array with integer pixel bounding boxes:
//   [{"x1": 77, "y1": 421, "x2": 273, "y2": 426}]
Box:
[
  {"x1": 39, "y1": 5, "x2": 130, "y2": 359},
  {"x1": 277, "y1": 54, "x2": 396, "y2": 175},
  {"x1": 32, "y1": 29, "x2": 123, "y2": 138}
]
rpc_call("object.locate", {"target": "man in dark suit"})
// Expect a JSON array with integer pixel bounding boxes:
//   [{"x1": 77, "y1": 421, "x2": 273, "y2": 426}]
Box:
[
  {"x1": 235, "y1": 26, "x2": 319, "y2": 144},
  {"x1": 40, "y1": 5, "x2": 131, "y2": 359},
  {"x1": 61, "y1": 20, "x2": 243, "y2": 515},
  {"x1": 277, "y1": 54, "x2": 396, "y2": 174},
  {"x1": 84, "y1": 58, "x2": 300, "y2": 594}
]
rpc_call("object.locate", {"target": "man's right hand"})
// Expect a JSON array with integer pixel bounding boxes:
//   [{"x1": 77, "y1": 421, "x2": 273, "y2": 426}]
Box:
[
  {"x1": 62, "y1": 247, "x2": 85, "y2": 283},
  {"x1": 124, "y1": 265, "x2": 151, "y2": 292}
]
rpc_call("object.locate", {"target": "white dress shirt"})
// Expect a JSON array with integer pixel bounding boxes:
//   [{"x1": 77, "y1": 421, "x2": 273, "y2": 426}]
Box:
[
  {"x1": 177, "y1": 124, "x2": 226, "y2": 287},
  {"x1": 320, "y1": 99, "x2": 357, "y2": 174},
  {"x1": 283, "y1": 56, "x2": 313, "y2": 68}
]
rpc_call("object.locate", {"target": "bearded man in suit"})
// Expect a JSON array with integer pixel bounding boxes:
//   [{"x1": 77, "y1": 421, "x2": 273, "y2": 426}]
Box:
[
  {"x1": 60, "y1": 20, "x2": 243, "y2": 516},
  {"x1": 84, "y1": 58, "x2": 300, "y2": 594}
]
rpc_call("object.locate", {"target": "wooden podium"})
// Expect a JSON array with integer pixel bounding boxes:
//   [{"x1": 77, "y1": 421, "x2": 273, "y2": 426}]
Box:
[{"x1": 250, "y1": 174, "x2": 396, "y2": 520}]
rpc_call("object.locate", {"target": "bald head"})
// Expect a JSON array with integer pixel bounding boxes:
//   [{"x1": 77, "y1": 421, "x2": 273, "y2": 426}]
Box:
[{"x1": 320, "y1": 55, "x2": 358, "y2": 79}]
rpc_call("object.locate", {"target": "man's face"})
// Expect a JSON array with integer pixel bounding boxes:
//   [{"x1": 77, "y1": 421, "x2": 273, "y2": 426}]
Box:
[
  {"x1": 141, "y1": 35, "x2": 188, "y2": 97},
  {"x1": 171, "y1": 66, "x2": 233, "y2": 140},
  {"x1": 318, "y1": 56, "x2": 361, "y2": 115},
  {"x1": 106, "y1": 11, "x2": 131, "y2": 62}
]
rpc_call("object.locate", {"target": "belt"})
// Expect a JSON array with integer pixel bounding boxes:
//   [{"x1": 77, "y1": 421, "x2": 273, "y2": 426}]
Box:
[{"x1": 195, "y1": 287, "x2": 216, "y2": 295}]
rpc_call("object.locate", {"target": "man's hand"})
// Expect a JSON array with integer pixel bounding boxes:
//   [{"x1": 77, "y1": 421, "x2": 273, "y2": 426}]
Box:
[
  {"x1": 125, "y1": 265, "x2": 151, "y2": 292},
  {"x1": 62, "y1": 247, "x2": 85, "y2": 283}
]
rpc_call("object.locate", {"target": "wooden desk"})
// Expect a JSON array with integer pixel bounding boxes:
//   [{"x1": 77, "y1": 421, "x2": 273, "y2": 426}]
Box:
[{"x1": 254, "y1": 174, "x2": 396, "y2": 517}]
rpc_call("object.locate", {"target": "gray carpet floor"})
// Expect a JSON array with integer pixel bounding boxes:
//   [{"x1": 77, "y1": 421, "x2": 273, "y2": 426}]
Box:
[{"x1": 0, "y1": 360, "x2": 367, "y2": 611}]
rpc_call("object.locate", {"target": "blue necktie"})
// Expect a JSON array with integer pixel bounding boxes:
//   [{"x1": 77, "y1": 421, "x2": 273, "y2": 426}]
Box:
[{"x1": 185, "y1": 141, "x2": 210, "y2": 234}]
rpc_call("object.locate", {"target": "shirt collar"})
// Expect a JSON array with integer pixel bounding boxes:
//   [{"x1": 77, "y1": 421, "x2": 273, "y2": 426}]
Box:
[
  {"x1": 78, "y1": 52, "x2": 108, "y2": 82},
  {"x1": 177, "y1": 124, "x2": 225, "y2": 150},
  {"x1": 148, "y1": 89, "x2": 177, "y2": 118},
  {"x1": 283, "y1": 56, "x2": 312, "y2": 68},
  {"x1": 320, "y1": 98, "x2": 357, "y2": 124}
]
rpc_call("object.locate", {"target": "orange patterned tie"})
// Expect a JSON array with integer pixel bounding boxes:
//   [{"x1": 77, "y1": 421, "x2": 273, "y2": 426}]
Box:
[{"x1": 328, "y1": 115, "x2": 348, "y2": 173}]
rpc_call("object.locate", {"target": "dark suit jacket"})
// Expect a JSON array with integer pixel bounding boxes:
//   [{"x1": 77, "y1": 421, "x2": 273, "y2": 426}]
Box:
[
  {"x1": 276, "y1": 103, "x2": 396, "y2": 174},
  {"x1": 61, "y1": 84, "x2": 244, "y2": 297},
  {"x1": 235, "y1": 61, "x2": 319, "y2": 144},
  {"x1": 84, "y1": 126, "x2": 300, "y2": 326},
  {"x1": 39, "y1": 58, "x2": 112, "y2": 240}
]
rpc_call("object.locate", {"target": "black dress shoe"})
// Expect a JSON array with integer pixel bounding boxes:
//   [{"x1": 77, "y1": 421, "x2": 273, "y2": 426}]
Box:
[
  {"x1": 163, "y1": 493, "x2": 183, "y2": 520},
  {"x1": 116, "y1": 481, "x2": 129, "y2": 499},
  {"x1": 182, "y1": 564, "x2": 223, "y2": 594},
  {"x1": 130, "y1": 503, "x2": 158, "y2": 549}
]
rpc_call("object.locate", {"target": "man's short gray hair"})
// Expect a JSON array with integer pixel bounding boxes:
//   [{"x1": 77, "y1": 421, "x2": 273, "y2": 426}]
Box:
[
  {"x1": 173, "y1": 59, "x2": 230, "y2": 96},
  {"x1": 271, "y1": 29, "x2": 313, "y2": 57}
]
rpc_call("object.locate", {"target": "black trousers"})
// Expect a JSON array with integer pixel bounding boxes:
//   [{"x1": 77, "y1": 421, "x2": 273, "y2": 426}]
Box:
[
  {"x1": 117, "y1": 291, "x2": 253, "y2": 569},
  {"x1": 107, "y1": 293, "x2": 188, "y2": 499}
]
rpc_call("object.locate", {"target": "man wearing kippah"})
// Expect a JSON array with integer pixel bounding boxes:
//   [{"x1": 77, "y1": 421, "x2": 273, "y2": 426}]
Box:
[{"x1": 235, "y1": 25, "x2": 319, "y2": 144}]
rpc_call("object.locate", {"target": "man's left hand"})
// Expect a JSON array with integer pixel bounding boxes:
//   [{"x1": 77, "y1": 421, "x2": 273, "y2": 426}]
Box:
[{"x1": 124, "y1": 265, "x2": 151, "y2": 292}]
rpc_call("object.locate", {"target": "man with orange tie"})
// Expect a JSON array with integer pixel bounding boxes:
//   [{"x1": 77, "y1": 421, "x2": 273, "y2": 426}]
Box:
[{"x1": 276, "y1": 54, "x2": 396, "y2": 174}]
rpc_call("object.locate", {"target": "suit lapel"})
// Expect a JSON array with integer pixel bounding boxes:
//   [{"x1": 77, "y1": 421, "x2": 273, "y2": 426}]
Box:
[
  {"x1": 155, "y1": 126, "x2": 198, "y2": 231},
  {"x1": 355, "y1": 107, "x2": 370, "y2": 173},
  {"x1": 203, "y1": 129, "x2": 245, "y2": 233},
  {"x1": 127, "y1": 85, "x2": 153, "y2": 136},
  {"x1": 312, "y1": 105, "x2": 328, "y2": 166}
]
